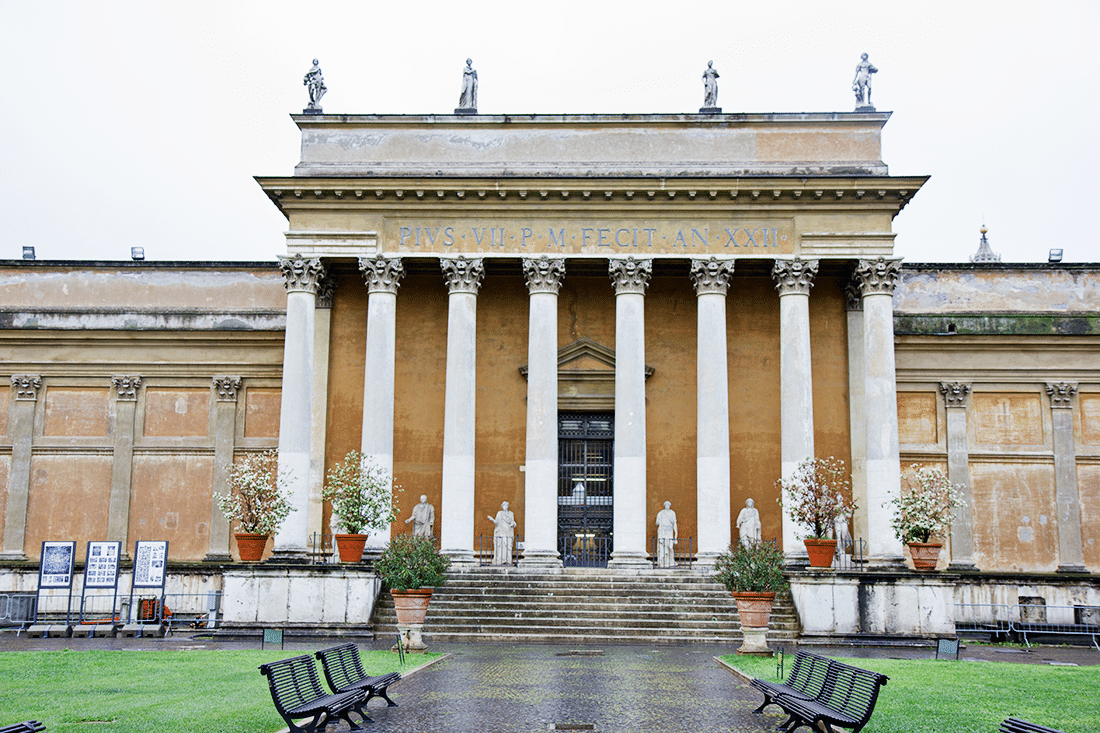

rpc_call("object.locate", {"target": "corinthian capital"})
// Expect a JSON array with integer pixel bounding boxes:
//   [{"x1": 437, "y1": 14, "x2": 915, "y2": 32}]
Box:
[
  {"x1": 522, "y1": 257, "x2": 565, "y2": 294},
  {"x1": 279, "y1": 254, "x2": 326, "y2": 294},
  {"x1": 854, "y1": 257, "x2": 902, "y2": 296},
  {"x1": 213, "y1": 375, "x2": 243, "y2": 402},
  {"x1": 690, "y1": 257, "x2": 735, "y2": 296},
  {"x1": 939, "y1": 381, "x2": 971, "y2": 408},
  {"x1": 359, "y1": 255, "x2": 405, "y2": 295},
  {"x1": 441, "y1": 256, "x2": 485, "y2": 294},
  {"x1": 1046, "y1": 381, "x2": 1078, "y2": 409},
  {"x1": 315, "y1": 275, "x2": 336, "y2": 308},
  {"x1": 11, "y1": 375, "x2": 42, "y2": 401},
  {"x1": 112, "y1": 376, "x2": 142, "y2": 401},
  {"x1": 771, "y1": 257, "x2": 818, "y2": 296},
  {"x1": 609, "y1": 257, "x2": 652, "y2": 295}
]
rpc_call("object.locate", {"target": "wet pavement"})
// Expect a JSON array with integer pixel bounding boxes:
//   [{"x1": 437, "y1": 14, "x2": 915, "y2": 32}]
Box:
[{"x1": 1, "y1": 633, "x2": 1097, "y2": 732}]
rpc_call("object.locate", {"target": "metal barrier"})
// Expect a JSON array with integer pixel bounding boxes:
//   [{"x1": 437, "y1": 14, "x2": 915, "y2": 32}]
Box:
[
  {"x1": 561, "y1": 535, "x2": 611, "y2": 568},
  {"x1": 954, "y1": 603, "x2": 1013, "y2": 639},
  {"x1": 0, "y1": 593, "x2": 37, "y2": 632},
  {"x1": 477, "y1": 534, "x2": 523, "y2": 567},
  {"x1": 1011, "y1": 603, "x2": 1100, "y2": 651},
  {"x1": 647, "y1": 536, "x2": 695, "y2": 569},
  {"x1": 161, "y1": 592, "x2": 222, "y2": 633}
]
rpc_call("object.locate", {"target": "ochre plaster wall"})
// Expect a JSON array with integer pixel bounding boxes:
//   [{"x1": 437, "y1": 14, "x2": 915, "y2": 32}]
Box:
[
  {"x1": 144, "y1": 389, "x2": 211, "y2": 438},
  {"x1": 244, "y1": 388, "x2": 281, "y2": 438},
  {"x1": 970, "y1": 461, "x2": 1059, "y2": 572},
  {"x1": 0, "y1": 456, "x2": 8, "y2": 550},
  {"x1": 43, "y1": 388, "x2": 109, "y2": 437},
  {"x1": 898, "y1": 393, "x2": 939, "y2": 445},
  {"x1": 129, "y1": 454, "x2": 214, "y2": 558},
  {"x1": 808, "y1": 274, "x2": 853, "y2": 507},
  {"x1": 25, "y1": 454, "x2": 112, "y2": 562}
]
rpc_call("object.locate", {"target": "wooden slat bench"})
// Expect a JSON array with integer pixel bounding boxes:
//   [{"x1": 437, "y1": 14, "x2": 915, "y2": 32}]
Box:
[
  {"x1": 258, "y1": 654, "x2": 368, "y2": 733},
  {"x1": 0, "y1": 722, "x2": 46, "y2": 733},
  {"x1": 750, "y1": 649, "x2": 831, "y2": 714},
  {"x1": 1000, "y1": 718, "x2": 1066, "y2": 733},
  {"x1": 316, "y1": 642, "x2": 402, "y2": 708}
]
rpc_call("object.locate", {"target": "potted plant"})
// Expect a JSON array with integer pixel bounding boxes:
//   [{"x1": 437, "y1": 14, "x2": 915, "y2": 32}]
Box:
[
  {"x1": 213, "y1": 449, "x2": 294, "y2": 562},
  {"x1": 374, "y1": 534, "x2": 451, "y2": 651},
  {"x1": 889, "y1": 465, "x2": 966, "y2": 571},
  {"x1": 714, "y1": 540, "x2": 787, "y2": 655},
  {"x1": 777, "y1": 456, "x2": 856, "y2": 568},
  {"x1": 322, "y1": 451, "x2": 401, "y2": 562}
]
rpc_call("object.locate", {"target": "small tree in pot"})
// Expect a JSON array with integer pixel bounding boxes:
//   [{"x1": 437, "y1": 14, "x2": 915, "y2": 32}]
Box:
[
  {"x1": 714, "y1": 540, "x2": 787, "y2": 655},
  {"x1": 373, "y1": 534, "x2": 451, "y2": 651},
  {"x1": 776, "y1": 456, "x2": 856, "y2": 568},
  {"x1": 322, "y1": 451, "x2": 401, "y2": 562},
  {"x1": 214, "y1": 450, "x2": 295, "y2": 562},
  {"x1": 888, "y1": 464, "x2": 966, "y2": 570}
]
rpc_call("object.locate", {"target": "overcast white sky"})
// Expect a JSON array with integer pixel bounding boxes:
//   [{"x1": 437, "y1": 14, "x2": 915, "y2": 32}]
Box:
[{"x1": 2, "y1": 0, "x2": 1097, "y2": 264}]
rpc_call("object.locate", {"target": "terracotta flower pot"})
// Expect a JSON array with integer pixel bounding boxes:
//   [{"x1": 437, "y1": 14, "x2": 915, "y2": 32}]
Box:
[
  {"x1": 334, "y1": 533, "x2": 367, "y2": 563},
  {"x1": 234, "y1": 533, "x2": 268, "y2": 562},
  {"x1": 732, "y1": 591, "x2": 776, "y2": 628},
  {"x1": 804, "y1": 538, "x2": 838, "y2": 568},
  {"x1": 908, "y1": 542, "x2": 942, "y2": 571},
  {"x1": 391, "y1": 588, "x2": 434, "y2": 625}
]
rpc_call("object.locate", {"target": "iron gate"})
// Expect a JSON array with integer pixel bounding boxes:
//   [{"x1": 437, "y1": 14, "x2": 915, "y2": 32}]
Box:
[{"x1": 558, "y1": 413, "x2": 614, "y2": 567}]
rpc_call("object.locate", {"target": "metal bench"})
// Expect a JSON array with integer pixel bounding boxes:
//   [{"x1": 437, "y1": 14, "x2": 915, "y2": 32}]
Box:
[
  {"x1": 763, "y1": 655, "x2": 888, "y2": 733},
  {"x1": 750, "y1": 649, "x2": 830, "y2": 714},
  {"x1": 315, "y1": 642, "x2": 401, "y2": 708},
  {"x1": 0, "y1": 722, "x2": 46, "y2": 733},
  {"x1": 258, "y1": 654, "x2": 368, "y2": 733},
  {"x1": 1000, "y1": 718, "x2": 1065, "y2": 733}
]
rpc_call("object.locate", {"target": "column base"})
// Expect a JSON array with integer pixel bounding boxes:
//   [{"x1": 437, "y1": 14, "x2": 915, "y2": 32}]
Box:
[
  {"x1": 442, "y1": 549, "x2": 477, "y2": 567},
  {"x1": 1056, "y1": 563, "x2": 1090, "y2": 574},
  {"x1": 865, "y1": 555, "x2": 906, "y2": 570},
  {"x1": 518, "y1": 550, "x2": 563, "y2": 569},
  {"x1": 693, "y1": 552, "x2": 723, "y2": 574},
  {"x1": 266, "y1": 549, "x2": 310, "y2": 564},
  {"x1": 607, "y1": 551, "x2": 652, "y2": 569},
  {"x1": 946, "y1": 560, "x2": 980, "y2": 572},
  {"x1": 203, "y1": 553, "x2": 233, "y2": 563},
  {"x1": 0, "y1": 551, "x2": 28, "y2": 562}
]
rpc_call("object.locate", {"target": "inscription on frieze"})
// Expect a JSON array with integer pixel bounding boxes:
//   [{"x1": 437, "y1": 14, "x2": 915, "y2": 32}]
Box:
[{"x1": 387, "y1": 219, "x2": 793, "y2": 256}]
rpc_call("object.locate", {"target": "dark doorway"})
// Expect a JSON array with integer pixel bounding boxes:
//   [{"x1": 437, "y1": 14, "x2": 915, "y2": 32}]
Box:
[{"x1": 558, "y1": 413, "x2": 614, "y2": 567}]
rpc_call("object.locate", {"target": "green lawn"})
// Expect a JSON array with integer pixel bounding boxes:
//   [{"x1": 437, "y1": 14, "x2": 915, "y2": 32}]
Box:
[
  {"x1": 721, "y1": 653, "x2": 1100, "y2": 733},
  {"x1": 0, "y1": 648, "x2": 435, "y2": 733}
]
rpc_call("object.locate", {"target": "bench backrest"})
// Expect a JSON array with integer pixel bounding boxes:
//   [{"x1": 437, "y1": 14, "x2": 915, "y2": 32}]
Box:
[
  {"x1": 315, "y1": 643, "x2": 366, "y2": 693},
  {"x1": 0, "y1": 723, "x2": 46, "y2": 733},
  {"x1": 787, "y1": 651, "x2": 832, "y2": 699},
  {"x1": 258, "y1": 654, "x2": 328, "y2": 714},
  {"x1": 1000, "y1": 718, "x2": 1066, "y2": 733},
  {"x1": 816, "y1": 658, "x2": 889, "y2": 728}
]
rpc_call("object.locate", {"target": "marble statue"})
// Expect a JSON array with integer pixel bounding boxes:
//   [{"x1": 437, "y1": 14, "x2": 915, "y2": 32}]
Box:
[
  {"x1": 655, "y1": 501, "x2": 678, "y2": 568},
  {"x1": 488, "y1": 501, "x2": 515, "y2": 565},
  {"x1": 405, "y1": 495, "x2": 435, "y2": 538},
  {"x1": 852, "y1": 53, "x2": 877, "y2": 109},
  {"x1": 303, "y1": 59, "x2": 327, "y2": 111},
  {"x1": 736, "y1": 498, "x2": 762, "y2": 547},
  {"x1": 457, "y1": 58, "x2": 478, "y2": 111},
  {"x1": 702, "y1": 60, "x2": 720, "y2": 108}
]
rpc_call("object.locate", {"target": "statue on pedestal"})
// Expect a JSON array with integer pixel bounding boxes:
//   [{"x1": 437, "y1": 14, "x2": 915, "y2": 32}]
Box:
[
  {"x1": 852, "y1": 53, "x2": 877, "y2": 110},
  {"x1": 736, "y1": 498, "x2": 762, "y2": 547},
  {"x1": 701, "y1": 60, "x2": 720, "y2": 109},
  {"x1": 488, "y1": 501, "x2": 515, "y2": 565},
  {"x1": 655, "y1": 501, "x2": 678, "y2": 567},
  {"x1": 303, "y1": 59, "x2": 327, "y2": 112},
  {"x1": 457, "y1": 58, "x2": 478, "y2": 113},
  {"x1": 405, "y1": 495, "x2": 435, "y2": 538}
]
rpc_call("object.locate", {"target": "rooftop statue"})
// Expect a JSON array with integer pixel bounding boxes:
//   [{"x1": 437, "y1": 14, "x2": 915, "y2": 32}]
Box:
[
  {"x1": 852, "y1": 53, "x2": 877, "y2": 110},
  {"x1": 457, "y1": 58, "x2": 478, "y2": 112},
  {"x1": 701, "y1": 60, "x2": 720, "y2": 109},
  {"x1": 303, "y1": 58, "x2": 327, "y2": 112}
]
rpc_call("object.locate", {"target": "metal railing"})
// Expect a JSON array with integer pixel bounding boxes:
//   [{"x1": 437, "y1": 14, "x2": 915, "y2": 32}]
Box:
[
  {"x1": 0, "y1": 593, "x2": 37, "y2": 632},
  {"x1": 477, "y1": 534, "x2": 523, "y2": 567},
  {"x1": 561, "y1": 535, "x2": 611, "y2": 568},
  {"x1": 954, "y1": 603, "x2": 1012, "y2": 638},
  {"x1": 955, "y1": 602, "x2": 1099, "y2": 649},
  {"x1": 647, "y1": 536, "x2": 695, "y2": 569},
  {"x1": 833, "y1": 538, "x2": 867, "y2": 571},
  {"x1": 308, "y1": 532, "x2": 337, "y2": 564},
  {"x1": 161, "y1": 592, "x2": 222, "y2": 633}
]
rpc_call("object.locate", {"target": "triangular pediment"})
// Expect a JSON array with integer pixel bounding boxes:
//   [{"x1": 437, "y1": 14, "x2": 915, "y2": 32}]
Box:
[{"x1": 519, "y1": 338, "x2": 654, "y2": 378}]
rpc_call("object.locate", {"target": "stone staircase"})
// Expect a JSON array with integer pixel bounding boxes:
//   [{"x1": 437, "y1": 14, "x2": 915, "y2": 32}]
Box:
[{"x1": 372, "y1": 567, "x2": 801, "y2": 645}]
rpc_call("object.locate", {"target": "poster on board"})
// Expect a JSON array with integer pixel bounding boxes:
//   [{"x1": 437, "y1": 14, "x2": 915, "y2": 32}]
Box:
[
  {"x1": 84, "y1": 541, "x2": 121, "y2": 588},
  {"x1": 39, "y1": 541, "x2": 76, "y2": 588},
  {"x1": 132, "y1": 541, "x2": 168, "y2": 588}
]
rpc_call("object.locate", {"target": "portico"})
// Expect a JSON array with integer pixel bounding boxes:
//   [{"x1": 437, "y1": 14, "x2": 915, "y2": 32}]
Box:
[{"x1": 258, "y1": 112, "x2": 925, "y2": 566}]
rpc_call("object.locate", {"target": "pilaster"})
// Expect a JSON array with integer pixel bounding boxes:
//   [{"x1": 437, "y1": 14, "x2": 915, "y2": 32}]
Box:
[
  {"x1": 208, "y1": 375, "x2": 241, "y2": 561},
  {"x1": 106, "y1": 376, "x2": 141, "y2": 555},
  {"x1": 845, "y1": 281, "x2": 869, "y2": 546},
  {"x1": 940, "y1": 381, "x2": 977, "y2": 570},
  {"x1": 1, "y1": 375, "x2": 41, "y2": 560},
  {"x1": 310, "y1": 275, "x2": 335, "y2": 550},
  {"x1": 1046, "y1": 382, "x2": 1087, "y2": 573}
]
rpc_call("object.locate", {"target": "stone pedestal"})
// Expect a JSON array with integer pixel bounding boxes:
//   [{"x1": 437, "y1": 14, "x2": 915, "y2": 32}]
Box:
[
  {"x1": 395, "y1": 624, "x2": 428, "y2": 652},
  {"x1": 738, "y1": 626, "x2": 772, "y2": 655}
]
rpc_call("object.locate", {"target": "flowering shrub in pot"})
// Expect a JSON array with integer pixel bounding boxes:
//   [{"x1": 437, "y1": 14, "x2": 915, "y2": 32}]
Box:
[
  {"x1": 213, "y1": 450, "x2": 294, "y2": 561},
  {"x1": 322, "y1": 451, "x2": 400, "y2": 562},
  {"x1": 888, "y1": 465, "x2": 965, "y2": 570},
  {"x1": 776, "y1": 456, "x2": 856, "y2": 567}
]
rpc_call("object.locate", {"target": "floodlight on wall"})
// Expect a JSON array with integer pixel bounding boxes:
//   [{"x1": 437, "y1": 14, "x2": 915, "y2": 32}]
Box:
[
  {"x1": 131, "y1": 247, "x2": 145, "y2": 261},
  {"x1": 1048, "y1": 248, "x2": 1063, "y2": 263},
  {"x1": 22, "y1": 246, "x2": 35, "y2": 260}
]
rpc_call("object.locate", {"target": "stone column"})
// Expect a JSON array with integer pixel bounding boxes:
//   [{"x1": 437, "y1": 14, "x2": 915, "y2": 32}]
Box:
[
  {"x1": 520, "y1": 256, "x2": 565, "y2": 567},
  {"x1": 273, "y1": 254, "x2": 325, "y2": 562},
  {"x1": 940, "y1": 381, "x2": 977, "y2": 570},
  {"x1": 439, "y1": 256, "x2": 484, "y2": 565},
  {"x1": 855, "y1": 257, "x2": 904, "y2": 564},
  {"x1": 359, "y1": 256, "x2": 405, "y2": 550},
  {"x1": 691, "y1": 257, "x2": 734, "y2": 566},
  {"x1": 208, "y1": 375, "x2": 241, "y2": 562},
  {"x1": 1, "y1": 375, "x2": 40, "y2": 560},
  {"x1": 845, "y1": 283, "x2": 869, "y2": 545},
  {"x1": 309, "y1": 277, "x2": 335, "y2": 550},
  {"x1": 1047, "y1": 382, "x2": 1087, "y2": 573},
  {"x1": 107, "y1": 376, "x2": 141, "y2": 555},
  {"x1": 772, "y1": 258, "x2": 818, "y2": 559},
  {"x1": 608, "y1": 257, "x2": 652, "y2": 567}
]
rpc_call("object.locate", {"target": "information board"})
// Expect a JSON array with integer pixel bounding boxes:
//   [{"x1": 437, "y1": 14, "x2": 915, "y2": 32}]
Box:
[
  {"x1": 84, "y1": 541, "x2": 121, "y2": 588},
  {"x1": 39, "y1": 541, "x2": 76, "y2": 588},
  {"x1": 132, "y1": 541, "x2": 168, "y2": 588}
]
